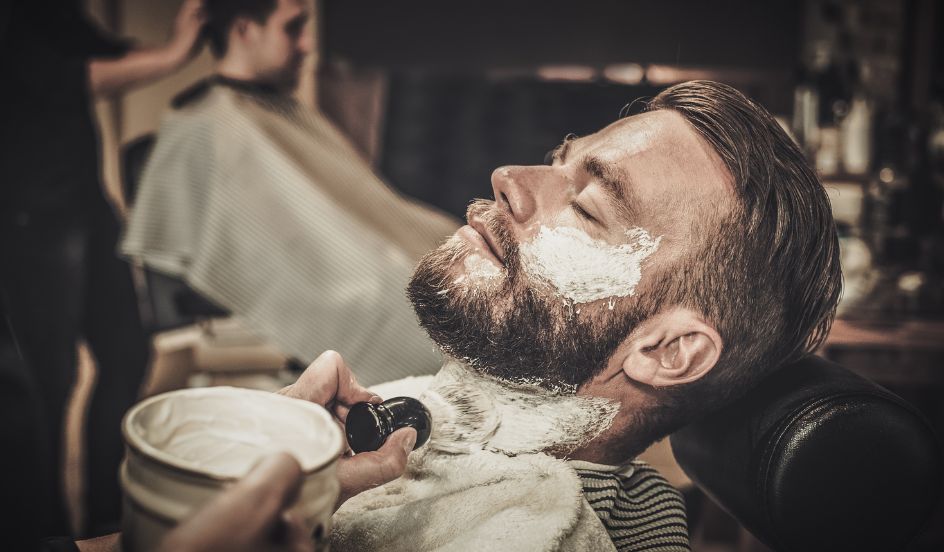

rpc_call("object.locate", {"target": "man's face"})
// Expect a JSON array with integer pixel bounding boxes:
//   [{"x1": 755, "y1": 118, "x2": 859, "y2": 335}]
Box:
[
  {"x1": 244, "y1": 0, "x2": 311, "y2": 90},
  {"x1": 408, "y1": 110, "x2": 731, "y2": 390}
]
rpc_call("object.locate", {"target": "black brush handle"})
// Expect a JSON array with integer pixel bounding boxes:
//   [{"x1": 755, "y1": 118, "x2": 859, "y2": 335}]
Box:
[{"x1": 345, "y1": 397, "x2": 432, "y2": 453}]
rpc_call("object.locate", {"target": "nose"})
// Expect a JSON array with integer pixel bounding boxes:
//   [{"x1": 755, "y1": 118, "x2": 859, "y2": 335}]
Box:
[
  {"x1": 298, "y1": 28, "x2": 314, "y2": 55},
  {"x1": 491, "y1": 166, "x2": 540, "y2": 224}
]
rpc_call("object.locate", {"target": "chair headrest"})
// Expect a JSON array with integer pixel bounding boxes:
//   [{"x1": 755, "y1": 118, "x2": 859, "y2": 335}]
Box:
[{"x1": 670, "y1": 355, "x2": 942, "y2": 552}]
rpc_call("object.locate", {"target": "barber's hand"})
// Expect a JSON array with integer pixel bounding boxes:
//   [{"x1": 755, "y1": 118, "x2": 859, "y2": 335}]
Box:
[
  {"x1": 158, "y1": 453, "x2": 313, "y2": 552},
  {"x1": 166, "y1": 0, "x2": 206, "y2": 65},
  {"x1": 278, "y1": 350, "x2": 417, "y2": 508}
]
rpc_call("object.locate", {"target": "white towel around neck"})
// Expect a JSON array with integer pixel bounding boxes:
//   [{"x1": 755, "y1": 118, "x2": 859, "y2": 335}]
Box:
[{"x1": 331, "y1": 368, "x2": 616, "y2": 551}]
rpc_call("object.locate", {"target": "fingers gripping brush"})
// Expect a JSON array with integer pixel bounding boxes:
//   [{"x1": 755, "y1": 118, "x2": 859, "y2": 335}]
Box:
[
  {"x1": 343, "y1": 392, "x2": 497, "y2": 454},
  {"x1": 345, "y1": 365, "x2": 501, "y2": 454},
  {"x1": 345, "y1": 397, "x2": 432, "y2": 453}
]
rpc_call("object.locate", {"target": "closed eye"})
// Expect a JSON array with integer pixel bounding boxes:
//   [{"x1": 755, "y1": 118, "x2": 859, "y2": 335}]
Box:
[
  {"x1": 285, "y1": 15, "x2": 308, "y2": 37},
  {"x1": 572, "y1": 202, "x2": 598, "y2": 224}
]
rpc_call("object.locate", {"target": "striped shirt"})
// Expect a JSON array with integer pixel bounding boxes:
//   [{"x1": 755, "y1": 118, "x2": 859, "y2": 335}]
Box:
[{"x1": 573, "y1": 460, "x2": 691, "y2": 551}]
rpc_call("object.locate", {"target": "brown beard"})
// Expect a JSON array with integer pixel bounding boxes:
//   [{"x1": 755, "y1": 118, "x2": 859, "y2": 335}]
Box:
[{"x1": 407, "y1": 200, "x2": 655, "y2": 391}]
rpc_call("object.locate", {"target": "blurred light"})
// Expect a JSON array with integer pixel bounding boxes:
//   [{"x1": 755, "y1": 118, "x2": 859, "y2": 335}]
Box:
[
  {"x1": 536, "y1": 65, "x2": 597, "y2": 82},
  {"x1": 602, "y1": 64, "x2": 644, "y2": 85},
  {"x1": 898, "y1": 271, "x2": 924, "y2": 293},
  {"x1": 879, "y1": 167, "x2": 895, "y2": 183},
  {"x1": 646, "y1": 64, "x2": 715, "y2": 84},
  {"x1": 645, "y1": 64, "x2": 783, "y2": 87}
]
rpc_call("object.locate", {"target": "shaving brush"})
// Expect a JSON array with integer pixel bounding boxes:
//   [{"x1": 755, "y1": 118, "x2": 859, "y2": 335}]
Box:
[{"x1": 345, "y1": 397, "x2": 432, "y2": 453}]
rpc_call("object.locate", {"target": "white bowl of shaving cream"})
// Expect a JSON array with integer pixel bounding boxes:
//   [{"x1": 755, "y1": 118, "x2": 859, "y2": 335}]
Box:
[{"x1": 120, "y1": 386, "x2": 343, "y2": 551}]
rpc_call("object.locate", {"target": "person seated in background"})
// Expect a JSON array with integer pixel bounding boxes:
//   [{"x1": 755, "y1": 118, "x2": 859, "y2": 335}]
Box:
[
  {"x1": 121, "y1": 0, "x2": 458, "y2": 387},
  {"x1": 329, "y1": 80, "x2": 842, "y2": 552}
]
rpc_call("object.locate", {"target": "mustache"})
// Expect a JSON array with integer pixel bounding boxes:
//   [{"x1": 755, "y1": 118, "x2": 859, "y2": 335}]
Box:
[{"x1": 465, "y1": 199, "x2": 520, "y2": 273}]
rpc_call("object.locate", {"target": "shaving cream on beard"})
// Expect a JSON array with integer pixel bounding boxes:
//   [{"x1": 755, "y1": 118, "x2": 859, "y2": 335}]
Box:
[
  {"x1": 404, "y1": 221, "x2": 651, "y2": 455},
  {"x1": 520, "y1": 225, "x2": 661, "y2": 305},
  {"x1": 460, "y1": 252, "x2": 502, "y2": 281},
  {"x1": 419, "y1": 360, "x2": 619, "y2": 456}
]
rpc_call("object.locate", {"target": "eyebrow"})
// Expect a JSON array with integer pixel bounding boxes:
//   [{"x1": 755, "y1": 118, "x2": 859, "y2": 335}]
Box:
[
  {"x1": 551, "y1": 134, "x2": 638, "y2": 222},
  {"x1": 550, "y1": 134, "x2": 578, "y2": 164},
  {"x1": 286, "y1": 13, "x2": 308, "y2": 29},
  {"x1": 582, "y1": 155, "x2": 638, "y2": 221}
]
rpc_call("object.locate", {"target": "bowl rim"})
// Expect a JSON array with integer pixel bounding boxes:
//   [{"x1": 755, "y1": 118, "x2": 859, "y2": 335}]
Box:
[{"x1": 122, "y1": 386, "x2": 343, "y2": 481}]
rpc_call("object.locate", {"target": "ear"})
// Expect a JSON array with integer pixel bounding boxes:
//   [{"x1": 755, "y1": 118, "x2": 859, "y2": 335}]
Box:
[
  {"x1": 230, "y1": 17, "x2": 253, "y2": 44},
  {"x1": 620, "y1": 306, "x2": 722, "y2": 387}
]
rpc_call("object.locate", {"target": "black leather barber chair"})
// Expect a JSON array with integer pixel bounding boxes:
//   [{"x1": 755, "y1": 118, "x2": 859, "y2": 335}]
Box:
[
  {"x1": 671, "y1": 355, "x2": 942, "y2": 551},
  {"x1": 121, "y1": 134, "x2": 230, "y2": 333}
]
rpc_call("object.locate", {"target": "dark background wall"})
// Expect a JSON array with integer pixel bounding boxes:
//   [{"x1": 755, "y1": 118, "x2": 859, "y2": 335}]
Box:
[{"x1": 323, "y1": 0, "x2": 800, "y2": 71}]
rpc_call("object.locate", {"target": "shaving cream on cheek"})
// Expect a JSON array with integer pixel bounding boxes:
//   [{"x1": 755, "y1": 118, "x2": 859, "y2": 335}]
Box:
[{"x1": 519, "y1": 225, "x2": 661, "y2": 304}]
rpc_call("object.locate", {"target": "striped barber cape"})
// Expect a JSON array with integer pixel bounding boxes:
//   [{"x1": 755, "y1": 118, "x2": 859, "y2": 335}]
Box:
[{"x1": 121, "y1": 78, "x2": 458, "y2": 385}]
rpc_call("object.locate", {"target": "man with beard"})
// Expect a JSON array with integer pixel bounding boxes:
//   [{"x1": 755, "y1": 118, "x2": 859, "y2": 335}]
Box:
[{"x1": 330, "y1": 80, "x2": 841, "y2": 552}]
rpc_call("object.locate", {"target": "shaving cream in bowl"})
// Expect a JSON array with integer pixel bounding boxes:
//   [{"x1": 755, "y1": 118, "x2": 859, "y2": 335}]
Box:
[{"x1": 120, "y1": 386, "x2": 343, "y2": 551}]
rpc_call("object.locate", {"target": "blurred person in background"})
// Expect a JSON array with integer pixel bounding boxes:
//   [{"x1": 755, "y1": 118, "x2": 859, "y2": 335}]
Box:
[
  {"x1": 0, "y1": 0, "x2": 206, "y2": 537},
  {"x1": 121, "y1": 0, "x2": 457, "y2": 387}
]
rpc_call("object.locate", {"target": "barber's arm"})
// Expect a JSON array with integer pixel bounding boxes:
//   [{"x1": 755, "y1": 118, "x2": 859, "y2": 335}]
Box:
[{"x1": 87, "y1": 0, "x2": 206, "y2": 97}]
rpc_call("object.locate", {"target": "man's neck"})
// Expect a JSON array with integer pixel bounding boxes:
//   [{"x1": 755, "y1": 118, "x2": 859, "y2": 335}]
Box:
[
  {"x1": 422, "y1": 361, "x2": 622, "y2": 458},
  {"x1": 215, "y1": 56, "x2": 257, "y2": 83},
  {"x1": 567, "y1": 430, "x2": 644, "y2": 466},
  {"x1": 214, "y1": 58, "x2": 292, "y2": 95}
]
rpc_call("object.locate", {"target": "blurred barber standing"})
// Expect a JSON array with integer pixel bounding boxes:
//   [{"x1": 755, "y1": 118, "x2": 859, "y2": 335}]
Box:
[{"x1": 0, "y1": 0, "x2": 205, "y2": 539}]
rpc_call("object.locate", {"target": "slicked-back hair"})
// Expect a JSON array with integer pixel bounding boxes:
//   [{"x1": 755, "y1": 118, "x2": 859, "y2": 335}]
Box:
[
  {"x1": 639, "y1": 80, "x2": 842, "y2": 437},
  {"x1": 204, "y1": 0, "x2": 278, "y2": 57}
]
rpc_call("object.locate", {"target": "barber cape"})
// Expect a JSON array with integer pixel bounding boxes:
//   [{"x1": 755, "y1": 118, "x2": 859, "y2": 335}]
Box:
[
  {"x1": 121, "y1": 78, "x2": 457, "y2": 384},
  {"x1": 332, "y1": 366, "x2": 617, "y2": 552}
]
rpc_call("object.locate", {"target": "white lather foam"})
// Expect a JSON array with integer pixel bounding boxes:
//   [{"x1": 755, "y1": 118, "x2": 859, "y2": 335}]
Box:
[
  {"x1": 520, "y1": 225, "x2": 661, "y2": 304},
  {"x1": 461, "y1": 252, "x2": 502, "y2": 281},
  {"x1": 420, "y1": 360, "x2": 619, "y2": 455}
]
